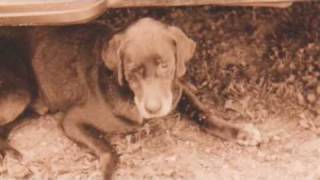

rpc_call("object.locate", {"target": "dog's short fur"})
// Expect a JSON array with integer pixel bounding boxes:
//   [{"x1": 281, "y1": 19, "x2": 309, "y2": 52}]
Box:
[
  {"x1": 0, "y1": 38, "x2": 32, "y2": 157},
  {"x1": 100, "y1": 68, "x2": 142, "y2": 124}
]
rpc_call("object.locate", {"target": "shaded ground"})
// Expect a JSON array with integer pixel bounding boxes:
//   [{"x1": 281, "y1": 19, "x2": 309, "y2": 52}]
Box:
[
  {"x1": 1, "y1": 2, "x2": 320, "y2": 180},
  {"x1": 2, "y1": 111, "x2": 320, "y2": 180}
]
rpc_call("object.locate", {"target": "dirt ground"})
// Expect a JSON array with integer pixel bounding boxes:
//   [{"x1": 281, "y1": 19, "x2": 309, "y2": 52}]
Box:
[{"x1": 1, "y1": 2, "x2": 320, "y2": 180}]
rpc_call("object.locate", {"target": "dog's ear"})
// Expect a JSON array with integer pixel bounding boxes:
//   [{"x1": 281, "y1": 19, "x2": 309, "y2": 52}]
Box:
[
  {"x1": 101, "y1": 34, "x2": 125, "y2": 86},
  {"x1": 168, "y1": 26, "x2": 196, "y2": 78}
]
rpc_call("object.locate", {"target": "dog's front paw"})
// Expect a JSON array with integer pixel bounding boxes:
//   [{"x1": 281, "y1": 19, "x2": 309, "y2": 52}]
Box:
[
  {"x1": 100, "y1": 153, "x2": 118, "y2": 180},
  {"x1": 236, "y1": 124, "x2": 262, "y2": 146}
]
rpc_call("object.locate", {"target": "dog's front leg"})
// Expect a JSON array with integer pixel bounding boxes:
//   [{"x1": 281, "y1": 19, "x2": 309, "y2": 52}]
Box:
[
  {"x1": 177, "y1": 81, "x2": 262, "y2": 146},
  {"x1": 62, "y1": 106, "x2": 117, "y2": 180},
  {"x1": 61, "y1": 100, "x2": 140, "y2": 180}
]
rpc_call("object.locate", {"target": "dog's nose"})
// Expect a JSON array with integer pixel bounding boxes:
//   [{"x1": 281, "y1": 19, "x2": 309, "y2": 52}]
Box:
[{"x1": 145, "y1": 99, "x2": 161, "y2": 114}]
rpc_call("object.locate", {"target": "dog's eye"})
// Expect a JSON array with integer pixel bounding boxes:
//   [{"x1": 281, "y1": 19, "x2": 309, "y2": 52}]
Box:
[
  {"x1": 135, "y1": 66, "x2": 145, "y2": 76},
  {"x1": 160, "y1": 63, "x2": 168, "y2": 69},
  {"x1": 157, "y1": 63, "x2": 169, "y2": 77},
  {"x1": 155, "y1": 57, "x2": 168, "y2": 68}
]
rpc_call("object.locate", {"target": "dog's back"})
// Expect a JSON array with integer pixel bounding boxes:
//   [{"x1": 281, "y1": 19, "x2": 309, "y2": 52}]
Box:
[
  {"x1": 0, "y1": 38, "x2": 32, "y2": 125},
  {"x1": 29, "y1": 25, "x2": 110, "y2": 112}
]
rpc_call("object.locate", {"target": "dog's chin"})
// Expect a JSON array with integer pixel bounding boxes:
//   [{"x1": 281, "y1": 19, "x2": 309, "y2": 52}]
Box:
[{"x1": 134, "y1": 96, "x2": 173, "y2": 119}]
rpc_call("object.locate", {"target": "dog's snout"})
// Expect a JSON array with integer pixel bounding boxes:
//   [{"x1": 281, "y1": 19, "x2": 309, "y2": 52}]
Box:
[{"x1": 145, "y1": 99, "x2": 162, "y2": 114}]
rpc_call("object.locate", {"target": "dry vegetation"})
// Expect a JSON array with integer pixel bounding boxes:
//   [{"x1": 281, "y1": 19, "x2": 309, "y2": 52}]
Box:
[{"x1": 1, "y1": 2, "x2": 320, "y2": 180}]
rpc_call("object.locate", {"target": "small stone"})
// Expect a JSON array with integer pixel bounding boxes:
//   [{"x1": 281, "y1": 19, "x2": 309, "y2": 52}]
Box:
[
  {"x1": 271, "y1": 135, "x2": 281, "y2": 141},
  {"x1": 265, "y1": 154, "x2": 277, "y2": 161},
  {"x1": 307, "y1": 93, "x2": 317, "y2": 103},
  {"x1": 205, "y1": 148, "x2": 211, "y2": 154},
  {"x1": 299, "y1": 119, "x2": 313, "y2": 129},
  {"x1": 289, "y1": 63, "x2": 296, "y2": 70},
  {"x1": 165, "y1": 155, "x2": 177, "y2": 162},
  {"x1": 308, "y1": 66, "x2": 314, "y2": 72},
  {"x1": 236, "y1": 124, "x2": 262, "y2": 146}
]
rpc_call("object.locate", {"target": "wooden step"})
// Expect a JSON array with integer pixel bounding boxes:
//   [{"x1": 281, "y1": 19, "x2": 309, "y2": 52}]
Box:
[{"x1": 0, "y1": 0, "x2": 301, "y2": 26}]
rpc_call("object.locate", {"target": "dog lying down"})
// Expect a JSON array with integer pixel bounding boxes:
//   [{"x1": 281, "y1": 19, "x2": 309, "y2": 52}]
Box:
[{"x1": 0, "y1": 18, "x2": 261, "y2": 179}]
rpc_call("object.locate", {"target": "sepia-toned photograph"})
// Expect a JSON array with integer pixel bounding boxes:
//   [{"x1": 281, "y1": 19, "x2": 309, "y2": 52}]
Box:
[{"x1": 0, "y1": 0, "x2": 319, "y2": 179}]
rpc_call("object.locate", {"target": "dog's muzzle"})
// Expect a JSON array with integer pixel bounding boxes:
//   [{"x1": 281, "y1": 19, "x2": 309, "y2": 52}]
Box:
[{"x1": 134, "y1": 81, "x2": 182, "y2": 119}]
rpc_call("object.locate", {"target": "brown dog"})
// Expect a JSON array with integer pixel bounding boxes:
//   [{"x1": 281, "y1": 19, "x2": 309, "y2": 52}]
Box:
[{"x1": 27, "y1": 18, "x2": 196, "y2": 179}]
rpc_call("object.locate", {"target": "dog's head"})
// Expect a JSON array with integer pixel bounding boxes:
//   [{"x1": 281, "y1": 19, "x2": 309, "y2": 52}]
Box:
[{"x1": 102, "y1": 18, "x2": 196, "y2": 119}]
